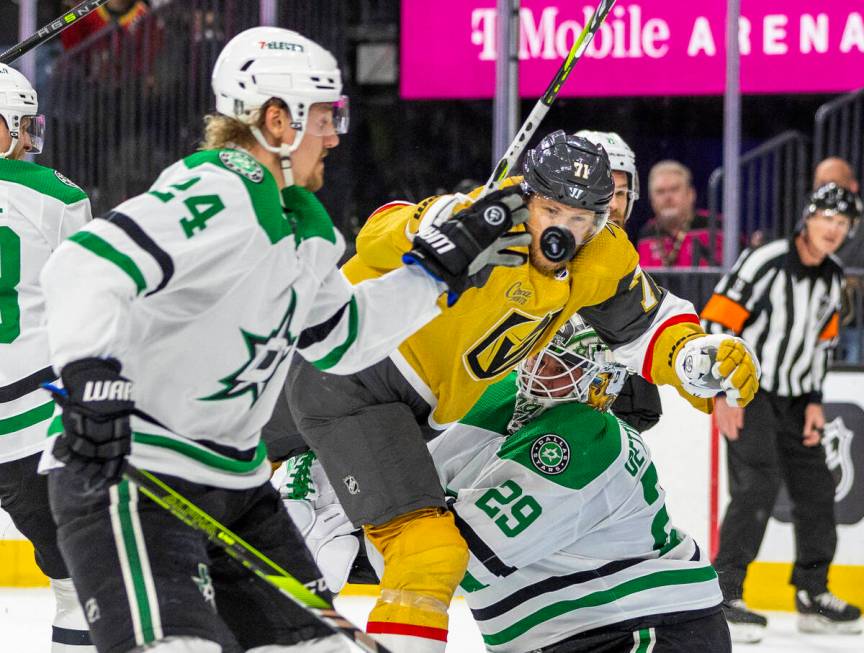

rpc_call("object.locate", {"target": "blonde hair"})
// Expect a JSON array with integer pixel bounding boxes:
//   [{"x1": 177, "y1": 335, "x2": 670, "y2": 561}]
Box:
[
  {"x1": 648, "y1": 160, "x2": 693, "y2": 192},
  {"x1": 200, "y1": 99, "x2": 285, "y2": 151}
]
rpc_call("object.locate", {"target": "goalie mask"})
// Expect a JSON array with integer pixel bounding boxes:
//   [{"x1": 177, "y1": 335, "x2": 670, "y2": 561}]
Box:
[
  {"x1": 0, "y1": 64, "x2": 45, "y2": 159},
  {"x1": 575, "y1": 130, "x2": 639, "y2": 223},
  {"x1": 516, "y1": 315, "x2": 628, "y2": 414},
  {"x1": 211, "y1": 27, "x2": 349, "y2": 184}
]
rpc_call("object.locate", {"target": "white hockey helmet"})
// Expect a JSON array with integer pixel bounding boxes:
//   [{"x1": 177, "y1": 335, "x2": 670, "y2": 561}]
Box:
[
  {"x1": 0, "y1": 64, "x2": 45, "y2": 159},
  {"x1": 517, "y1": 315, "x2": 628, "y2": 413},
  {"x1": 576, "y1": 130, "x2": 639, "y2": 222},
  {"x1": 211, "y1": 27, "x2": 348, "y2": 182}
]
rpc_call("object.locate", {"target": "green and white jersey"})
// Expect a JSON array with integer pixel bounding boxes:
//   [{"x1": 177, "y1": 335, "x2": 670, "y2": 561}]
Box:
[
  {"x1": 429, "y1": 375, "x2": 722, "y2": 653},
  {"x1": 41, "y1": 149, "x2": 442, "y2": 489},
  {"x1": 0, "y1": 158, "x2": 91, "y2": 463}
]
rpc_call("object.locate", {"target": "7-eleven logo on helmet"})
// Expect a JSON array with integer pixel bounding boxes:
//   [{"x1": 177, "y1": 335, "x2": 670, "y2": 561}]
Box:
[{"x1": 258, "y1": 40, "x2": 304, "y2": 52}]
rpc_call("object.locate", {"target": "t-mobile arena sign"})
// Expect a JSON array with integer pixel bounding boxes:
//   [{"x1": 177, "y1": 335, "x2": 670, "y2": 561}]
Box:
[{"x1": 401, "y1": 0, "x2": 864, "y2": 98}]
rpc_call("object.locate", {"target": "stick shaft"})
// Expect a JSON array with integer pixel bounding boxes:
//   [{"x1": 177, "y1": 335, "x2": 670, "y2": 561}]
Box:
[
  {"x1": 0, "y1": 0, "x2": 111, "y2": 65},
  {"x1": 125, "y1": 466, "x2": 391, "y2": 653},
  {"x1": 481, "y1": 0, "x2": 617, "y2": 197}
]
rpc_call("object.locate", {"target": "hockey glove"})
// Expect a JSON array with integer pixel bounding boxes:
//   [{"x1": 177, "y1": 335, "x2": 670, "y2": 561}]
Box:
[
  {"x1": 51, "y1": 358, "x2": 134, "y2": 492},
  {"x1": 674, "y1": 334, "x2": 761, "y2": 408},
  {"x1": 404, "y1": 186, "x2": 531, "y2": 306}
]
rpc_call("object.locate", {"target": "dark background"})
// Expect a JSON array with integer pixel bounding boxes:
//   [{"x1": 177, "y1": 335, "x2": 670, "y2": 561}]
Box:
[{"x1": 0, "y1": 1, "x2": 842, "y2": 240}]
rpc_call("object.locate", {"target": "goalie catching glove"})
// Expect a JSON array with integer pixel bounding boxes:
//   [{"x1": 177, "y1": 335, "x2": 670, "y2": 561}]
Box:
[
  {"x1": 675, "y1": 334, "x2": 761, "y2": 407},
  {"x1": 404, "y1": 186, "x2": 531, "y2": 306},
  {"x1": 47, "y1": 358, "x2": 134, "y2": 492}
]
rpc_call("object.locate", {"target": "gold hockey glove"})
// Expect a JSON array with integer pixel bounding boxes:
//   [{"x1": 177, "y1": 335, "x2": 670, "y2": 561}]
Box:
[{"x1": 674, "y1": 334, "x2": 761, "y2": 408}]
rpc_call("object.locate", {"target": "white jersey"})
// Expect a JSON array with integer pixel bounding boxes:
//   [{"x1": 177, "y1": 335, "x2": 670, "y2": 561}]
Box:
[
  {"x1": 0, "y1": 158, "x2": 91, "y2": 463},
  {"x1": 428, "y1": 376, "x2": 722, "y2": 652},
  {"x1": 41, "y1": 148, "x2": 442, "y2": 488}
]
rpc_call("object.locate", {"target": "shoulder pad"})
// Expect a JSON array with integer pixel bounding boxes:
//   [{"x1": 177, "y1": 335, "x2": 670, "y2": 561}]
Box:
[{"x1": 0, "y1": 159, "x2": 88, "y2": 205}]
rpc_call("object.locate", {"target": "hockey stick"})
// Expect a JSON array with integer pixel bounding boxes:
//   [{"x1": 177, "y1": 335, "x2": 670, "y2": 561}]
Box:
[
  {"x1": 0, "y1": 0, "x2": 111, "y2": 65},
  {"x1": 124, "y1": 466, "x2": 392, "y2": 653},
  {"x1": 481, "y1": 0, "x2": 617, "y2": 197}
]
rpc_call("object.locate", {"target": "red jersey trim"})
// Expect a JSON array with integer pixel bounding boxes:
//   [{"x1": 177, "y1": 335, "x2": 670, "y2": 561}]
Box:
[
  {"x1": 641, "y1": 313, "x2": 701, "y2": 382},
  {"x1": 368, "y1": 201, "x2": 413, "y2": 221},
  {"x1": 366, "y1": 621, "x2": 449, "y2": 641}
]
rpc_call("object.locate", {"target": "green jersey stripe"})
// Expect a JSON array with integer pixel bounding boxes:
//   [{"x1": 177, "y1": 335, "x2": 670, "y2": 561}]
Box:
[
  {"x1": 310, "y1": 297, "x2": 359, "y2": 371},
  {"x1": 47, "y1": 414, "x2": 62, "y2": 437},
  {"x1": 481, "y1": 565, "x2": 718, "y2": 646},
  {"x1": 115, "y1": 481, "x2": 157, "y2": 644},
  {"x1": 133, "y1": 432, "x2": 268, "y2": 474},
  {"x1": 632, "y1": 627, "x2": 654, "y2": 653},
  {"x1": 70, "y1": 232, "x2": 147, "y2": 294},
  {"x1": 183, "y1": 149, "x2": 291, "y2": 245},
  {"x1": 282, "y1": 185, "x2": 337, "y2": 244},
  {"x1": 0, "y1": 400, "x2": 54, "y2": 435}
]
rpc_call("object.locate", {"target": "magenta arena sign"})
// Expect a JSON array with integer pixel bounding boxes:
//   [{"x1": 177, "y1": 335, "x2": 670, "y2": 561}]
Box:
[{"x1": 401, "y1": 0, "x2": 864, "y2": 98}]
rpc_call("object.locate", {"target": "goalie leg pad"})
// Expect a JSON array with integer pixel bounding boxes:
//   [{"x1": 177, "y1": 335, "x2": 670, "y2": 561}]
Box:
[{"x1": 365, "y1": 508, "x2": 468, "y2": 640}]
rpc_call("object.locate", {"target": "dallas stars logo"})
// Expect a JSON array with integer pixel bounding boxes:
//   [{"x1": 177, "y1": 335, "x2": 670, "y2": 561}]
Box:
[
  {"x1": 200, "y1": 293, "x2": 296, "y2": 405},
  {"x1": 191, "y1": 563, "x2": 216, "y2": 610},
  {"x1": 530, "y1": 434, "x2": 571, "y2": 475}
]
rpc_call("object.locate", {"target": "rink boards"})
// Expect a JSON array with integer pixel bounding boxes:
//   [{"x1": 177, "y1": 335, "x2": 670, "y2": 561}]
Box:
[{"x1": 2, "y1": 370, "x2": 863, "y2": 610}]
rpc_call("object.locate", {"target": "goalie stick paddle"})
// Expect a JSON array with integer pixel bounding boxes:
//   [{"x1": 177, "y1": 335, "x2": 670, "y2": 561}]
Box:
[
  {"x1": 481, "y1": 0, "x2": 617, "y2": 197},
  {"x1": 0, "y1": 0, "x2": 111, "y2": 65},
  {"x1": 124, "y1": 466, "x2": 393, "y2": 653}
]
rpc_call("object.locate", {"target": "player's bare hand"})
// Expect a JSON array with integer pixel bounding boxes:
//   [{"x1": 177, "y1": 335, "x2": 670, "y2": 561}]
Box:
[
  {"x1": 714, "y1": 395, "x2": 744, "y2": 441},
  {"x1": 802, "y1": 403, "x2": 825, "y2": 447}
]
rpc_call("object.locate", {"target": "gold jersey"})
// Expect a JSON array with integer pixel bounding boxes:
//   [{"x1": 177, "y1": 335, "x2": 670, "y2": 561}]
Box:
[{"x1": 343, "y1": 182, "x2": 709, "y2": 425}]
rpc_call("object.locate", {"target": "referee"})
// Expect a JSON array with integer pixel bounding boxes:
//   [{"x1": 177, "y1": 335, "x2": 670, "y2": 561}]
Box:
[{"x1": 701, "y1": 183, "x2": 863, "y2": 642}]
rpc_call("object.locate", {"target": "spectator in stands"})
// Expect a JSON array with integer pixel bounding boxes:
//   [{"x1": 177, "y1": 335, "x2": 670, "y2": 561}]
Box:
[
  {"x1": 813, "y1": 157, "x2": 864, "y2": 363},
  {"x1": 59, "y1": 0, "x2": 149, "y2": 51},
  {"x1": 637, "y1": 160, "x2": 723, "y2": 267}
]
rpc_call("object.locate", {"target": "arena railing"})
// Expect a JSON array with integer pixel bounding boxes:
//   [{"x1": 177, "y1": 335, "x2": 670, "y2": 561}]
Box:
[
  {"x1": 707, "y1": 130, "x2": 810, "y2": 252},
  {"x1": 814, "y1": 87, "x2": 864, "y2": 185},
  {"x1": 40, "y1": 0, "x2": 350, "y2": 217}
]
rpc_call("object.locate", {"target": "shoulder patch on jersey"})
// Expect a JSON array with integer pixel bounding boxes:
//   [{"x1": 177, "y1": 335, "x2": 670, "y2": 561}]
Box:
[
  {"x1": 184, "y1": 149, "x2": 288, "y2": 244},
  {"x1": 0, "y1": 158, "x2": 88, "y2": 205},
  {"x1": 218, "y1": 150, "x2": 264, "y2": 184},
  {"x1": 53, "y1": 170, "x2": 82, "y2": 190},
  {"x1": 498, "y1": 403, "x2": 622, "y2": 490},
  {"x1": 530, "y1": 434, "x2": 571, "y2": 475}
]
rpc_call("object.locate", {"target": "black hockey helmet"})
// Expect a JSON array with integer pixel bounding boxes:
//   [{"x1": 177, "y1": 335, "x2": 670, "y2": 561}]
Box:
[
  {"x1": 521, "y1": 130, "x2": 614, "y2": 216},
  {"x1": 803, "y1": 182, "x2": 863, "y2": 224}
]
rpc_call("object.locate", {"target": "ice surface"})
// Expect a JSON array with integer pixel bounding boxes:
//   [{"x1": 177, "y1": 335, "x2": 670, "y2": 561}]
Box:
[{"x1": 1, "y1": 588, "x2": 861, "y2": 652}]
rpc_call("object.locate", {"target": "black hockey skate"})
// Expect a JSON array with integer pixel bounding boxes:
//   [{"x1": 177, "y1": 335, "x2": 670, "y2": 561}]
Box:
[
  {"x1": 721, "y1": 599, "x2": 767, "y2": 643},
  {"x1": 796, "y1": 590, "x2": 863, "y2": 634}
]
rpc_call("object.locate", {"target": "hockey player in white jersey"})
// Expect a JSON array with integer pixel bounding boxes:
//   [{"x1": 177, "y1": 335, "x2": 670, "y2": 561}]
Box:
[
  {"x1": 0, "y1": 63, "x2": 96, "y2": 652},
  {"x1": 285, "y1": 317, "x2": 732, "y2": 652},
  {"x1": 38, "y1": 26, "x2": 530, "y2": 653}
]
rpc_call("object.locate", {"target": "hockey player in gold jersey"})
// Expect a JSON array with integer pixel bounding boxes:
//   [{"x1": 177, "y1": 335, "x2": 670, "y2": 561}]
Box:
[{"x1": 281, "y1": 131, "x2": 760, "y2": 652}]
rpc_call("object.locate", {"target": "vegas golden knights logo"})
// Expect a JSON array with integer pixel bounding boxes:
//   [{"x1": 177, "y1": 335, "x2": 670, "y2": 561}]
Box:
[{"x1": 464, "y1": 309, "x2": 562, "y2": 380}]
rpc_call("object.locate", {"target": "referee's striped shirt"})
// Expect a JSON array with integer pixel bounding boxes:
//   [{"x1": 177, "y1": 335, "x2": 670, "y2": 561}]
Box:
[{"x1": 701, "y1": 237, "x2": 843, "y2": 402}]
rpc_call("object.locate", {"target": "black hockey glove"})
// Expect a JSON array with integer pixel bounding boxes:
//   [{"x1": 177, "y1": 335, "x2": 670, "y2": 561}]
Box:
[
  {"x1": 404, "y1": 187, "x2": 531, "y2": 306},
  {"x1": 50, "y1": 358, "x2": 134, "y2": 492}
]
